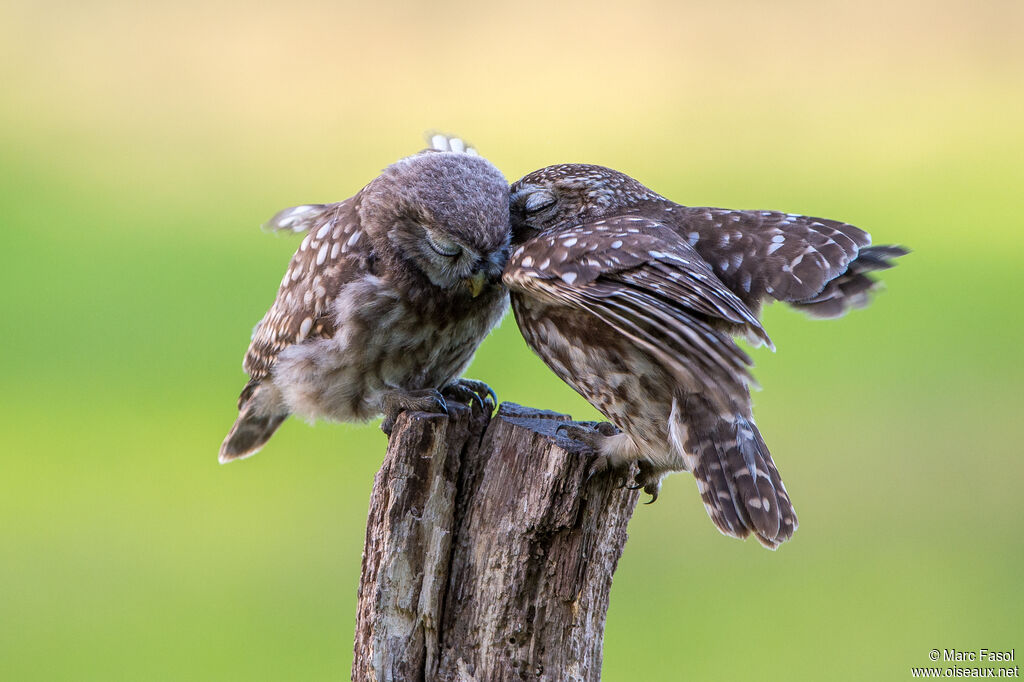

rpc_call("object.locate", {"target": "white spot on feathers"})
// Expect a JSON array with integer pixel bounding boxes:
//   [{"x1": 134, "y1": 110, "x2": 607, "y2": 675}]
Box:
[
  {"x1": 297, "y1": 317, "x2": 313, "y2": 342},
  {"x1": 561, "y1": 271, "x2": 578, "y2": 285}
]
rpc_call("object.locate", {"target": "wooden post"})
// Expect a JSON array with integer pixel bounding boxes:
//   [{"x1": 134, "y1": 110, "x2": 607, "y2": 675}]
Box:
[{"x1": 352, "y1": 402, "x2": 640, "y2": 682}]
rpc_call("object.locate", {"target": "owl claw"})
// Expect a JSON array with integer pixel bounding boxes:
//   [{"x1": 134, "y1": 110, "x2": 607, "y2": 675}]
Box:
[
  {"x1": 380, "y1": 388, "x2": 449, "y2": 436},
  {"x1": 585, "y1": 455, "x2": 631, "y2": 489},
  {"x1": 556, "y1": 423, "x2": 630, "y2": 487},
  {"x1": 634, "y1": 461, "x2": 664, "y2": 504},
  {"x1": 442, "y1": 378, "x2": 497, "y2": 414}
]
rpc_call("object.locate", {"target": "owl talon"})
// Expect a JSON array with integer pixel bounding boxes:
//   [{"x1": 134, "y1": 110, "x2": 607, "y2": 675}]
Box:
[
  {"x1": 442, "y1": 378, "x2": 497, "y2": 414},
  {"x1": 584, "y1": 452, "x2": 631, "y2": 489},
  {"x1": 380, "y1": 388, "x2": 449, "y2": 436},
  {"x1": 584, "y1": 454, "x2": 630, "y2": 489},
  {"x1": 625, "y1": 482, "x2": 660, "y2": 504},
  {"x1": 634, "y1": 461, "x2": 664, "y2": 504},
  {"x1": 558, "y1": 423, "x2": 630, "y2": 487}
]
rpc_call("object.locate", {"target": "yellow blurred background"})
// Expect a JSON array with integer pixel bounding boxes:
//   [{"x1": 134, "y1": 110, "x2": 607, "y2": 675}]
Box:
[{"x1": 2, "y1": 0, "x2": 1021, "y2": 679}]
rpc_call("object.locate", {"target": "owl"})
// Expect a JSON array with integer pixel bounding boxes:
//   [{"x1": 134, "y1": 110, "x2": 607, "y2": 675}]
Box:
[
  {"x1": 504, "y1": 164, "x2": 906, "y2": 548},
  {"x1": 219, "y1": 136, "x2": 510, "y2": 462}
]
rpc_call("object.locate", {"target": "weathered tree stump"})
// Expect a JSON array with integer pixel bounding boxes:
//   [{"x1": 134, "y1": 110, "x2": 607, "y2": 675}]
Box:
[{"x1": 352, "y1": 402, "x2": 640, "y2": 682}]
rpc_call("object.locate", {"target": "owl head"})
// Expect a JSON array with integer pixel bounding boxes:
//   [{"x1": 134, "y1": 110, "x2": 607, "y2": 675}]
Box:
[
  {"x1": 360, "y1": 150, "x2": 511, "y2": 297},
  {"x1": 509, "y1": 163, "x2": 661, "y2": 242}
]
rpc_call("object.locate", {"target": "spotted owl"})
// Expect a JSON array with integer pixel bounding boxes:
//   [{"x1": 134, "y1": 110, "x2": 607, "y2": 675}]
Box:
[
  {"x1": 220, "y1": 136, "x2": 511, "y2": 462},
  {"x1": 504, "y1": 163, "x2": 906, "y2": 548}
]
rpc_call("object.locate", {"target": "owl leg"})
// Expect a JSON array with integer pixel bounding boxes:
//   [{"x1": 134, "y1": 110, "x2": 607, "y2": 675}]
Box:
[
  {"x1": 557, "y1": 423, "x2": 636, "y2": 489},
  {"x1": 628, "y1": 462, "x2": 671, "y2": 504},
  {"x1": 379, "y1": 388, "x2": 448, "y2": 436},
  {"x1": 441, "y1": 378, "x2": 497, "y2": 413}
]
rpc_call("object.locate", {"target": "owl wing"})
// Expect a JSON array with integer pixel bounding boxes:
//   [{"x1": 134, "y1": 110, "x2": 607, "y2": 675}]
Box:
[
  {"x1": 671, "y1": 207, "x2": 906, "y2": 316},
  {"x1": 504, "y1": 215, "x2": 769, "y2": 404},
  {"x1": 243, "y1": 198, "x2": 369, "y2": 387}
]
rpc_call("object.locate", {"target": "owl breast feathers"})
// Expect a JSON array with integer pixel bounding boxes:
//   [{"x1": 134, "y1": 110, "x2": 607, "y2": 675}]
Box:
[
  {"x1": 220, "y1": 137, "x2": 511, "y2": 462},
  {"x1": 503, "y1": 163, "x2": 906, "y2": 548}
]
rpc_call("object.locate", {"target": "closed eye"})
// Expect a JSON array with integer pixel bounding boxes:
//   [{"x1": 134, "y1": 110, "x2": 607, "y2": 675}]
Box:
[
  {"x1": 425, "y1": 231, "x2": 462, "y2": 258},
  {"x1": 524, "y1": 191, "x2": 556, "y2": 213}
]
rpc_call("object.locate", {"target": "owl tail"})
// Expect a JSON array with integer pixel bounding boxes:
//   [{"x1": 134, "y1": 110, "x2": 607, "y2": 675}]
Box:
[
  {"x1": 219, "y1": 382, "x2": 289, "y2": 463},
  {"x1": 790, "y1": 244, "x2": 908, "y2": 319},
  {"x1": 674, "y1": 394, "x2": 798, "y2": 549}
]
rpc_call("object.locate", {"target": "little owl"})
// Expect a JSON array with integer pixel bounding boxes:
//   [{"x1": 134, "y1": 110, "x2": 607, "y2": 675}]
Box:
[
  {"x1": 504, "y1": 163, "x2": 906, "y2": 548},
  {"x1": 220, "y1": 137, "x2": 510, "y2": 462}
]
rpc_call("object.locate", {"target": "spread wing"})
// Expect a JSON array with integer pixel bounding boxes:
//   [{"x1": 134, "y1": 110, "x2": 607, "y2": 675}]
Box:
[
  {"x1": 504, "y1": 215, "x2": 770, "y2": 404},
  {"x1": 667, "y1": 207, "x2": 876, "y2": 308},
  {"x1": 243, "y1": 197, "x2": 369, "y2": 386}
]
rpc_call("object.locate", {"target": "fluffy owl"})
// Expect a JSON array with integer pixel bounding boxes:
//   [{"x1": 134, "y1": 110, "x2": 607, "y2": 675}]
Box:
[
  {"x1": 220, "y1": 137, "x2": 510, "y2": 462},
  {"x1": 505, "y1": 163, "x2": 906, "y2": 548}
]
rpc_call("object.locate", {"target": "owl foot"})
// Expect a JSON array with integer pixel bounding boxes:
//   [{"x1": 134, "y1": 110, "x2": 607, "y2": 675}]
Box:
[
  {"x1": 556, "y1": 421, "x2": 619, "y2": 450},
  {"x1": 628, "y1": 461, "x2": 666, "y2": 504},
  {"x1": 587, "y1": 454, "x2": 632, "y2": 490},
  {"x1": 380, "y1": 389, "x2": 448, "y2": 436},
  {"x1": 556, "y1": 422, "x2": 630, "y2": 488},
  {"x1": 442, "y1": 378, "x2": 497, "y2": 414}
]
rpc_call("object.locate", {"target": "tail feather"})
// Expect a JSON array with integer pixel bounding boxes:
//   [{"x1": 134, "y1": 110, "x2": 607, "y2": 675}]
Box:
[
  {"x1": 790, "y1": 244, "x2": 908, "y2": 319},
  {"x1": 220, "y1": 383, "x2": 288, "y2": 463},
  {"x1": 680, "y1": 394, "x2": 798, "y2": 549}
]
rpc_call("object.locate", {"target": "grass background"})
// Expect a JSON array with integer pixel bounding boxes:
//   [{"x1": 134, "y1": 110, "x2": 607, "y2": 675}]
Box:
[{"x1": 1, "y1": 0, "x2": 1021, "y2": 679}]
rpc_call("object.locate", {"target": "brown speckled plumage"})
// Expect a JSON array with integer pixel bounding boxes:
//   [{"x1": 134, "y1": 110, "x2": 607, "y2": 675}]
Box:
[
  {"x1": 220, "y1": 137, "x2": 510, "y2": 462},
  {"x1": 505, "y1": 163, "x2": 906, "y2": 548}
]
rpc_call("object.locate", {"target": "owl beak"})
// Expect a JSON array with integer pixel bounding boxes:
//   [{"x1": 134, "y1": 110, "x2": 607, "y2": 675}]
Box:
[{"x1": 464, "y1": 271, "x2": 487, "y2": 298}]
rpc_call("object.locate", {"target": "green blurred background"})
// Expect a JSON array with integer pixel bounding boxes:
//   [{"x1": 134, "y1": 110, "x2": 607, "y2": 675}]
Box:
[{"x1": 2, "y1": 0, "x2": 1020, "y2": 679}]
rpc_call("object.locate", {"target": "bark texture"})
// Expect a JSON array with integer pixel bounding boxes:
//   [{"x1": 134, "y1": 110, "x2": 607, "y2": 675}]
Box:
[{"x1": 352, "y1": 402, "x2": 640, "y2": 682}]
